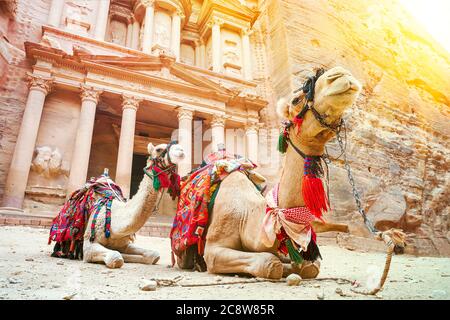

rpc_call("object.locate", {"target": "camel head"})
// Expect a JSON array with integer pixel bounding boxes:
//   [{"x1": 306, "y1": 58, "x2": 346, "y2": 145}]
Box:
[
  {"x1": 277, "y1": 66, "x2": 361, "y2": 155},
  {"x1": 147, "y1": 141, "x2": 185, "y2": 167}
]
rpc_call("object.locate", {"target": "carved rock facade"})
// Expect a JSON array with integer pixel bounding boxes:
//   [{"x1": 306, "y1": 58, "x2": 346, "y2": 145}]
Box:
[{"x1": 0, "y1": 0, "x2": 448, "y2": 256}]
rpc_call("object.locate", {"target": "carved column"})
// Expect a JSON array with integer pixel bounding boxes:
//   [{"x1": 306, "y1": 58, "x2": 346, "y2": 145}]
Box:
[
  {"x1": 194, "y1": 40, "x2": 201, "y2": 67},
  {"x1": 200, "y1": 40, "x2": 206, "y2": 68},
  {"x1": 115, "y1": 95, "x2": 141, "y2": 199},
  {"x1": 241, "y1": 28, "x2": 252, "y2": 80},
  {"x1": 177, "y1": 108, "x2": 193, "y2": 176},
  {"x1": 211, "y1": 18, "x2": 223, "y2": 72},
  {"x1": 94, "y1": 0, "x2": 111, "y2": 41},
  {"x1": 236, "y1": 128, "x2": 245, "y2": 157},
  {"x1": 245, "y1": 123, "x2": 258, "y2": 163},
  {"x1": 131, "y1": 19, "x2": 140, "y2": 50},
  {"x1": 171, "y1": 10, "x2": 183, "y2": 61},
  {"x1": 47, "y1": 0, "x2": 65, "y2": 27},
  {"x1": 211, "y1": 114, "x2": 226, "y2": 152},
  {"x1": 2, "y1": 74, "x2": 53, "y2": 209},
  {"x1": 126, "y1": 21, "x2": 133, "y2": 48},
  {"x1": 142, "y1": 0, "x2": 155, "y2": 54},
  {"x1": 66, "y1": 86, "x2": 102, "y2": 195}
]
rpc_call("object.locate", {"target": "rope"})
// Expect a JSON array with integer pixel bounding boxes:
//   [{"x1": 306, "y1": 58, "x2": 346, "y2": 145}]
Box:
[
  {"x1": 151, "y1": 276, "x2": 354, "y2": 288},
  {"x1": 350, "y1": 233, "x2": 395, "y2": 295}
]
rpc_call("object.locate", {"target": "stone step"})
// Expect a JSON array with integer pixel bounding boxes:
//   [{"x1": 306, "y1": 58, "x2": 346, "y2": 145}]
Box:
[{"x1": 0, "y1": 212, "x2": 172, "y2": 238}]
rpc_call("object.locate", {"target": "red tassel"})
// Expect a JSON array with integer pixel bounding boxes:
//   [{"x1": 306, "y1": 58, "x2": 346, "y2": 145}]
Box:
[
  {"x1": 293, "y1": 116, "x2": 303, "y2": 135},
  {"x1": 302, "y1": 174, "x2": 328, "y2": 220},
  {"x1": 151, "y1": 166, "x2": 170, "y2": 188}
]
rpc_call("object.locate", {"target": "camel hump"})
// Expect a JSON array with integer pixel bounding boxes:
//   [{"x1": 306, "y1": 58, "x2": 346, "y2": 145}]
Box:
[{"x1": 215, "y1": 171, "x2": 266, "y2": 210}]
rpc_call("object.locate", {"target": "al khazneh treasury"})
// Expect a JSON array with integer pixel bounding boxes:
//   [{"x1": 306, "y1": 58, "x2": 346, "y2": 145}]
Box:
[{"x1": 0, "y1": 0, "x2": 449, "y2": 256}]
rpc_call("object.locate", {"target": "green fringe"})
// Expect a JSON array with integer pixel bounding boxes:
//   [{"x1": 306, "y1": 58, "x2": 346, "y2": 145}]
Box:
[
  {"x1": 286, "y1": 238, "x2": 303, "y2": 264},
  {"x1": 152, "y1": 168, "x2": 161, "y2": 191},
  {"x1": 278, "y1": 132, "x2": 288, "y2": 153}
]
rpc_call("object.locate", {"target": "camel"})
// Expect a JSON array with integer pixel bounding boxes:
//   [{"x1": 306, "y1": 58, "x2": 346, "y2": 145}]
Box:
[
  {"x1": 82, "y1": 142, "x2": 185, "y2": 268},
  {"x1": 200, "y1": 67, "x2": 364, "y2": 280}
]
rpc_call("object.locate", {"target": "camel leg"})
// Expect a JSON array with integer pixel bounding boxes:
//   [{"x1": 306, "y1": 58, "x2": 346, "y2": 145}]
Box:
[
  {"x1": 282, "y1": 261, "x2": 321, "y2": 279},
  {"x1": 311, "y1": 221, "x2": 349, "y2": 233},
  {"x1": 204, "y1": 245, "x2": 283, "y2": 279},
  {"x1": 118, "y1": 243, "x2": 160, "y2": 265},
  {"x1": 83, "y1": 242, "x2": 124, "y2": 269}
]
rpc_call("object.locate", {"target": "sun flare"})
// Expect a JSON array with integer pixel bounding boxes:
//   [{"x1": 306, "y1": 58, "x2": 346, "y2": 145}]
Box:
[{"x1": 399, "y1": 0, "x2": 450, "y2": 52}]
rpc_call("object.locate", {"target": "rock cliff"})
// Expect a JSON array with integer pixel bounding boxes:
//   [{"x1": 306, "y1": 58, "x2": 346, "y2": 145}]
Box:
[{"x1": 254, "y1": 0, "x2": 450, "y2": 256}]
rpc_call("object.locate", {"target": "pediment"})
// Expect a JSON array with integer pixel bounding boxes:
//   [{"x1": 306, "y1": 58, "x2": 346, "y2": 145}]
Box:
[
  {"x1": 25, "y1": 41, "x2": 267, "y2": 111},
  {"x1": 77, "y1": 54, "x2": 231, "y2": 94},
  {"x1": 25, "y1": 40, "x2": 231, "y2": 94}
]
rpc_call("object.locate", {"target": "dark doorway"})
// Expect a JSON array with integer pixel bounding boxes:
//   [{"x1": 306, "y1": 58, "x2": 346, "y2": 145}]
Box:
[{"x1": 130, "y1": 154, "x2": 147, "y2": 198}]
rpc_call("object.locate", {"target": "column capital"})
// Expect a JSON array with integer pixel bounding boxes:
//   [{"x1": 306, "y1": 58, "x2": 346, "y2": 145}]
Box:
[
  {"x1": 177, "y1": 108, "x2": 194, "y2": 121},
  {"x1": 26, "y1": 73, "x2": 53, "y2": 95},
  {"x1": 141, "y1": 0, "x2": 155, "y2": 8},
  {"x1": 80, "y1": 85, "x2": 102, "y2": 103},
  {"x1": 122, "y1": 95, "x2": 142, "y2": 111},
  {"x1": 245, "y1": 121, "x2": 259, "y2": 134},
  {"x1": 174, "y1": 8, "x2": 185, "y2": 19},
  {"x1": 211, "y1": 114, "x2": 227, "y2": 128},
  {"x1": 208, "y1": 17, "x2": 224, "y2": 28},
  {"x1": 241, "y1": 27, "x2": 253, "y2": 37}
]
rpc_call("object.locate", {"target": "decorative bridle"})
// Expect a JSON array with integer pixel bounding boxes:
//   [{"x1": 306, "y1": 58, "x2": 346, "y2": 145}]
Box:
[
  {"x1": 278, "y1": 68, "x2": 340, "y2": 220},
  {"x1": 277, "y1": 68, "x2": 382, "y2": 236},
  {"x1": 277, "y1": 69, "x2": 408, "y2": 295},
  {"x1": 143, "y1": 140, "x2": 181, "y2": 201}
]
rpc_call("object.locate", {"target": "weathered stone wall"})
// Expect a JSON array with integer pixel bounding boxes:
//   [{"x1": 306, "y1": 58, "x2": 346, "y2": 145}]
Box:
[
  {"x1": 0, "y1": 0, "x2": 51, "y2": 203},
  {"x1": 256, "y1": 0, "x2": 450, "y2": 256}
]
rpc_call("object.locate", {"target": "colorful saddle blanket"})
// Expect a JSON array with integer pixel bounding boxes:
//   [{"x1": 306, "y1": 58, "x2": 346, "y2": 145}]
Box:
[
  {"x1": 170, "y1": 151, "x2": 258, "y2": 262},
  {"x1": 48, "y1": 172, "x2": 124, "y2": 258}
]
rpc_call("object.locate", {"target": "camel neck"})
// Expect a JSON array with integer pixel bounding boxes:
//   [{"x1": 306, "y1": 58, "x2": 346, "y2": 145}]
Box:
[
  {"x1": 120, "y1": 174, "x2": 159, "y2": 235},
  {"x1": 277, "y1": 145, "x2": 305, "y2": 208}
]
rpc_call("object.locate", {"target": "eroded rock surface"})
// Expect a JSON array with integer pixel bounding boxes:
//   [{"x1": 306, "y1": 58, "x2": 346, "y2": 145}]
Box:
[{"x1": 253, "y1": 0, "x2": 450, "y2": 256}]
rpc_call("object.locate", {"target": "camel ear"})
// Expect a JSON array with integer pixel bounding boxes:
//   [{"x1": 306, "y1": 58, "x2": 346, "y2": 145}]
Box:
[
  {"x1": 147, "y1": 143, "x2": 155, "y2": 155},
  {"x1": 276, "y1": 97, "x2": 290, "y2": 119}
]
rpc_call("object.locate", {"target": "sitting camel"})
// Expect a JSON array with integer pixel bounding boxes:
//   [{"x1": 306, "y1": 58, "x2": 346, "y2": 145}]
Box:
[
  {"x1": 82, "y1": 142, "x2": 185, "y2": 268},
  {"x1": 202, "y1": 67, "x2": 362, "y2": 279}
]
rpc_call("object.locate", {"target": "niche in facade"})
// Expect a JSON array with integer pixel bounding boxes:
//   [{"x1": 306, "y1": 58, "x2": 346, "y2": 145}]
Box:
[
  {"x1": 107, "y1": 19, "x2": 127, "y2": 46},
  {"x1": 153, "y1": 9, "x2": 172, "y2": 49}
]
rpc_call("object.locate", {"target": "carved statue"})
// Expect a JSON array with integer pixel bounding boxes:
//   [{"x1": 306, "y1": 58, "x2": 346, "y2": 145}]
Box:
[
  {"x1": 223, "y1": 41, "x2": 239, "y2": 65},
  {"x1": 154, "y1": 25, "x2": 170, "y2": 48},
  {"x1": 31, "y1": 146, "x2": 68, "y2": 178},
  {"x1": 109, "y1": 20, "x2": 126, "y2": 46},
  {"x1": 65, "y1": 0, "x2": 91, "y2": 19}
]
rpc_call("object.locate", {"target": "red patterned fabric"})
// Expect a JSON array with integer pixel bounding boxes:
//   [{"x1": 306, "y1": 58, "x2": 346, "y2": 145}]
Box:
[
  {"x1": 49, "y1": 174, "x2": 124, "y2": 257},
  {"x1": 170, "y1": 166, "x2": 212, "y2": 258},
  {"x1": 262, "y1": 184, "x2": 319, "y2": 255}
]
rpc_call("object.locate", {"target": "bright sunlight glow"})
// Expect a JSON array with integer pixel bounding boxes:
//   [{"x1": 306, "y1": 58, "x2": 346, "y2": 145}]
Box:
[{"x1": 399, "y1": 0, "x2": 450, "y2": 53}]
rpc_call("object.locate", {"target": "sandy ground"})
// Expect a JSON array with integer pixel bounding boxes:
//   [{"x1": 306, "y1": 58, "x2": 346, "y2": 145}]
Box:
[{"x1": 0, "y1": 226, "x2": 449, "y2": 300}]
